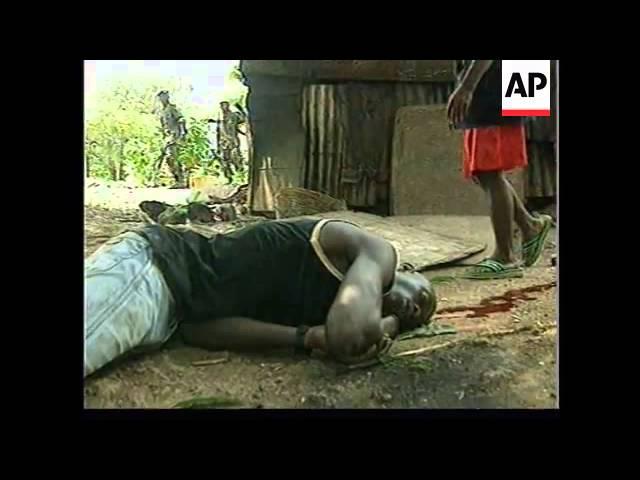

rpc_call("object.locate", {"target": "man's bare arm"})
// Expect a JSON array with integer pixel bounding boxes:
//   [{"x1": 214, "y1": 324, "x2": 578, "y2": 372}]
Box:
[
  {"x1": 447, "y1": 60, "x2": 494, "y2": 125},
  {"x1": 180, "y1": 313, "x2": 400, "y2": 360},
  {"x1": 321, "y1": 224, "x2": 397, "y2": 362},
  {"x1": 458, "y1": 60, "x2": 494, "y2": 93},
  {"x1": 304, "y1": 314, "x2": 399, "y2": 356},
  {"x1": 180, "y1": 304, "x2": 398, "y2": 361},
  {"x1": 181, "y1": 317, "x2": 298, "y2": 351}
]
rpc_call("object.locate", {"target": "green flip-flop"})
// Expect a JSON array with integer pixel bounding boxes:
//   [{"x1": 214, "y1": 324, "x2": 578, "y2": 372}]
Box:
[
  {"x1": 523, "y1": 215, "x2": 554, "y2": 267},
  {"x1": 460, "y1": 259, "x2": 524, "y2": 280}
]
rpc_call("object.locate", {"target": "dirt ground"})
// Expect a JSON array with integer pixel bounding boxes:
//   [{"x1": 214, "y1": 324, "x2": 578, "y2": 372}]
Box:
[{"x1": 84, "y1": 183, "x2": 558, "y2": 409}]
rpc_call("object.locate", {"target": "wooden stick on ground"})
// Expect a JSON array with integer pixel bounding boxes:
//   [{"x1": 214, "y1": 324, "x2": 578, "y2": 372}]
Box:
[
  {"x1": 392, "y1": 323, "x2": 556, "y2": 359},
  {"x1": 339, "y1": 358, "x2": 383, "y2": 373},
  {"x1": 434, "y1": 313, "x2": 471, "y2": 320},
  {"x1": 340, "y1": 322, "x2": 556, "y2": 372},
  {"x1": 192, "y1": 358, "x2": 229, "y2": 367},
  {"x1": 393, "y1": 340, "x2": 458, "y2": 358}
]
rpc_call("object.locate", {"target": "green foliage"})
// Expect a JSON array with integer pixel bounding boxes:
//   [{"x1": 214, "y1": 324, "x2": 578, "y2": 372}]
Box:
[
  {"x1": 396, "y1": 323, "x2": 457, "y2": 341},
  {"x1": 219, "y1": 66, "x2": 248, "y2": 109},
  {"x1": 187, "y1": 190, "x2": 207, "y2": 204},
  {"x1": 429, "y1": 275, "x2": 459, "y2": 284},
  {"x1": 231, "y1": 165, "x2": 249, "y2": 185},
  {"x1": 178, "y1": 117, "x2": 210, "y2": 172},
  {"x1": 85, "y1": 79, "x2": 171, "y2": 184},
  {"x1": 85, "y1": 68, "x2": 249, "y2": 186}
]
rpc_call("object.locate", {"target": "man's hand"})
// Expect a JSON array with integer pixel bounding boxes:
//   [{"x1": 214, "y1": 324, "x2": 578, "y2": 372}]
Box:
[
  {"x1": 321, "y1": 221, "x2": 397, "y2": 363},
  {"x1": 447, "y1": 59, "x2": 494, "y2": 126},
  {"x1": 304, "y1": 325, "x2": 327, "y2": 351},
  {"x1": 302, "y1": 325, "x2": 376, "y2": 361},
  {"x1": 447, "y1": 86, "x2": 474, "y2": 126}
]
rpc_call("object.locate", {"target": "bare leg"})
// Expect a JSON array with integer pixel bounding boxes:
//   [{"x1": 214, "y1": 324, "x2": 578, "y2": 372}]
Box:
[
  {"x1": 505, "y1": 180, "x2": 544, "y2": 243},
  {"x1": 221, "y1": 149, "x2": 235, "y2": 184},
  {"x1": 166, "y1": 143, "x2": 184, "y2": 187},
  {"x1": 152, "y1": 148, "x2": 166, "y2": 186},
  {"x1": 476, "y1": 171, "x2": 518, "y2": 265},
  {"x1": 232, "y1": 146, "x2": 244, "y2": 171}
]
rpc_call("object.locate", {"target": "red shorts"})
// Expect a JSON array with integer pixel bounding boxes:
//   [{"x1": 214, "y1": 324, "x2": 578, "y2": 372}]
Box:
[{"x1": 463, "y1": 124, "x2": 528, "y2": 179}]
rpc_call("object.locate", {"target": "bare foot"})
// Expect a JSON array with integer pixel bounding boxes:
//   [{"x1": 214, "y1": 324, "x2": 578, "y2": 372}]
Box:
[
  {"x1": 487, "y1": 252, "x2": 520, "y2": 266},
  {"x1": 521, "y1": 216, "x2": 545, "y2": 245}
]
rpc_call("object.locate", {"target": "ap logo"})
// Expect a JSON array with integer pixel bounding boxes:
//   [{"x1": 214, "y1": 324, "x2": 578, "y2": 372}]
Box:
[{"x1": 502, "y1": 60, "x2": 551, "y2": 117}]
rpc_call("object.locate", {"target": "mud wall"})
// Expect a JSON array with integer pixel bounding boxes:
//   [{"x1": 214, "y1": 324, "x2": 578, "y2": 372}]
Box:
[
  {"x1": 245, "y1": 74, "x2": 306, "y2": 213},
  {"x1": 242, "y1": 61, "x2": 458, "y2": 214},
  {"x1": 241, "y1": 60, "x2": 455, "y2": 83},
  {"x1": 302, "y1": 82, "x2": 455, "y2": 214}
]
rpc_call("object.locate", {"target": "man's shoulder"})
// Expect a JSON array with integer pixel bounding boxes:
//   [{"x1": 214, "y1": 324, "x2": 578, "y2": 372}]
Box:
[
  {"x1": 166, "y1": 103, "x2": 181, "y2": 114},
  {"x1": 315, "y1": 219, "x2": 374, "y2": 251}
]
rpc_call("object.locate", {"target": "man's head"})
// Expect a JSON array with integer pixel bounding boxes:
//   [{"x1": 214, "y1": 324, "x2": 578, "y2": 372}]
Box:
[
  {"x1": 220, "y1": 101, "x2": 230, "y2": 113},
  {"x1": 157, "y1": 90, "x2": 170, "y2": 105},
  {"x1": 382, "y1": 271, "x2": 437, "y2": 332}
]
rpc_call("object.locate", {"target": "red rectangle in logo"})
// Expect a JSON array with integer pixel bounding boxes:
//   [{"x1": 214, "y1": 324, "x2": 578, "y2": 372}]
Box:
[{"x1": 501, "y1": 109, "x2": 551, "y2": 117}]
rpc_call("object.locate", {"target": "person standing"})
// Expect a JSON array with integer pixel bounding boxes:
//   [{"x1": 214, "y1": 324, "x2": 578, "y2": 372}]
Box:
[
  {"x1": 217, "y1": 101, "x2": 246, "y2": 183},
  {"x1": 447, "y1": 60, "x2": 553, "y2": 279},
  {"x1": 155, "y1": 90, "x2": 188, "y2": 188}
]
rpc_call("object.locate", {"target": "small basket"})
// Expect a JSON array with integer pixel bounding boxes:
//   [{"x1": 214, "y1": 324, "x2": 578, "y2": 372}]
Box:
[{"x1": 274, "y1": 187, "x2": 347, "y2": 219}]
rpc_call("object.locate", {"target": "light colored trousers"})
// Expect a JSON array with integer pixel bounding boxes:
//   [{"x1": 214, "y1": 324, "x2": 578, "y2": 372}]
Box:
[{"x1": 85, "y1": 232, "x2": 178, "y2": 378}]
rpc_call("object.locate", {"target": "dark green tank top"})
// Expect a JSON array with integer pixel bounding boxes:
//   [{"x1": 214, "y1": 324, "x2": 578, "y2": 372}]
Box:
[
  {"x1": 138, "y1": 219, "x2": 342, "y2": 326},
  {"x1": 454, "y1": 60, "x2": 522, "y2": 130}
]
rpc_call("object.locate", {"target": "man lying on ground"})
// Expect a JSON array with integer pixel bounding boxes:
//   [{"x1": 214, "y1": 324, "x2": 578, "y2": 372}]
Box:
[{"x1": 85, "y1": 218, "x2": 437, "y2": 378}]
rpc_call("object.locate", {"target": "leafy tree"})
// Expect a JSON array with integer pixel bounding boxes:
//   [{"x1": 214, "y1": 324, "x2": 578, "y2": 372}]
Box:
[{"x1": 85, "y1": 68, "x2": 249, "y2": 186}]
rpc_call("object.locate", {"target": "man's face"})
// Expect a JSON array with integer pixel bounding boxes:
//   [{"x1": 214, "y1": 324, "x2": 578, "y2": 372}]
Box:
[
  {"x1": 158, "y1": 93, "x2": 169, "y2": 105},
  {"x1": 383, "y1": 272, "x2": 437, "y2": 331},
  {"x1": 220, "y1": 102, "x2": 230, "y2": 112}
]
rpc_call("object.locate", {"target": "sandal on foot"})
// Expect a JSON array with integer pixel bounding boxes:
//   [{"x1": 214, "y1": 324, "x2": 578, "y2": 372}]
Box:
[
  {"x1": 460, "y1": 259, "x2": 524, "y2": 280},
  {"x1": 523, "y1": 214, "x2": 554, "y2": 267}
]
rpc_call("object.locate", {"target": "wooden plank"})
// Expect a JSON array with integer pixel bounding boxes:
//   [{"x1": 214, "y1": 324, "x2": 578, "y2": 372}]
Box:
[
  {"x1": 391, "y1": 105, "x2": 524, "y2": 216},
  {"x1": 303, "y1": 211, "x2": 485, "y2": 269},
  {"x1": 86, "y1": 208, "x2": 484, "y2": 270}
]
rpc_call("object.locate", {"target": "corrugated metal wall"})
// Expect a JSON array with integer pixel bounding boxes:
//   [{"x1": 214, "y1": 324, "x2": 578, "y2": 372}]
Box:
[
  {"x1": 525, "y1": 117, "x2": 556, "y2": 198},
  {"x1": 302, "y1": 82, "x2": 454, "y2": 209},
  {"x1": 300, "y1": 78, "x2": 555, "y2": 210},
  {"x1": 524, "y1": 60, "x2": 557, "y2": 199},
  {"x1": 302, "y1": 85, "x2": 344, "y2": 201}
]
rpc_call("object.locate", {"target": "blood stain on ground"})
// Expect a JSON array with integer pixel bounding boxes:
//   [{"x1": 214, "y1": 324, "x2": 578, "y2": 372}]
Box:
[{"x1": 437, "y1": 282, "x2": 556, "y2": 318}]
